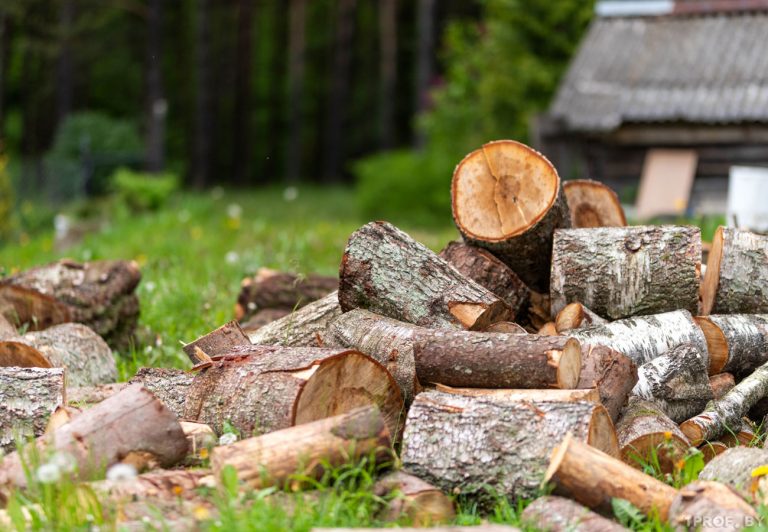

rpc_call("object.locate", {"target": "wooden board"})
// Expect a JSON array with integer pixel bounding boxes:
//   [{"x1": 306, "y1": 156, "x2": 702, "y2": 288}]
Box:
[{"x1": 636, "y1": 149, "x2": 697, "y2": 220}]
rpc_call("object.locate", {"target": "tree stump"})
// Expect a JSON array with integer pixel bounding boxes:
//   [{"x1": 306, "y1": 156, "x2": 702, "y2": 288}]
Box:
[{"x1": 563, "y1": 179, "x2": 626, "y2": 228}]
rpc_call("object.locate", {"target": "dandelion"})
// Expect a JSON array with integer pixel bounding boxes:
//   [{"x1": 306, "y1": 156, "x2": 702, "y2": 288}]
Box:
[
  {"x1": 283, "y1": 186, "x2": 299, "y2": 202},
  {"x1": 51, "y1": 452, "x2": 76, "y2": 474},
  {"x1": 663, "y1": 431, "x2": 672, "y2": 441},
  {"x1": 199, "y1": 448, "x2": 209, "y2": 460},
  {"x1": 219, "y1": 433, "x2": 237, "y2": 446},
  {"x1": 674, "y1": 458, "x2": 686, "y2": 472},
  {"x1": 193, "y1": 506, "x2": 211, "y2": 520},
  {"x1": 144, "y1": 281, "x2": 157, "y2": 293},
  {"x1": 751, "y1": 465, "x2": 768, "y2": 478},
  {"x1": 106, "y1": 463, "x2": 137, "y2": 482},
  {"x1": 190, "y1": 226, "x2": 204, "y2": 240},
  {"x1": 225, "y1": 251, "x2": 240, "y2": 264},
  {"x1": 227, "y1": 203, "x2": 243, "y2": 219},
  {"x1": 172, "y1": 485, "x2": 184, "y2": 496},
  {"x1": 36, "y1": 463, "x2": 61, "y2": 484},
  {"x1": 142, "y1": 516, "x2": 151, "y2": 524}
]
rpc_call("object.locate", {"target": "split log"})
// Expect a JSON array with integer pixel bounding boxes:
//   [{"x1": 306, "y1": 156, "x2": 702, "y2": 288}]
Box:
[
  {"x1": 710, "y1": 373, "x2": 735, "y2": 400},
  {"x1": 527, "y1": 291, "x2": 551, "y2": 330},
  {"x1": 484, "y1": 321, "x2": 527, "y2": 334},
  {"x1": 211, "y1": 405, "x2": 392, "y2": 489},
  {"x1": 183, "y1": 320, "x2": 250, "y2": 364},
  {"x1": 616, "y1": 398, "x2": 689, "y2": 473},
  {"x1": 699, "y1": 441, "x2": 728, "y2": 463},
  {"x1": 451, "y1": 140, "x2": 571, "y2": 291},
  {"x1": 631, "y1": 343, "x2": 712, "y2": 423},
  {"x1": 681, "y1": 359, "x2": 768, "y2": 445},
  {"x1": 555, "y1": 302, "x2": 607, "y2": 333},
  {"x1": 235, "y1": 268, "x2": 337, "y2": 321},
  {"x1": 0, "y1": 385, "x2": 187, "y2": 498},
  {"x1": 67, "y1": 383, "x2": 128, "y2": 406},
  {"x1": 339, "y1": 221, "x2": 510, "y2": 330},
  {"x1": 183, "y1": 345, "x2": 404, "y2": 438},
  {"x1": 412, "y1": 331, "x2": 582, "y2": 389},
  {"x1": 699, "y1": 447, "x2": 768, "y2": 500},
  {"x1": 550, "y1": 226, "x2": 701, "y2": 320},
  {"x1": 434, "y1": 383, "x2": 601, "y2": 403},
  {"x1": 538, "y1": 322, "x2": 558, "y2": 335},
  {"x1": 45, "y1": 405, "x2": 81, "y2": 433},
  {"x1": 129, "y1": 367, "x2": 195, "y2": 419},
  {"x1": 667, "y1": 481, "x2": 757, "y2": 531},
  {"x1": 563, "y1": 179, "x2": 627, "y2": 229},
  {"x1": 695, "y1": 314, "x2": 768, "y2": 376},
  {"x1": 240, "y1": 308, "x2": 290, "y2": 333},
  {"x1": 566, "y1": 310, "x2": 708, "y2": 367},
  {"x1": 521, "y1": 495, "x2": 627, "y2": 532},
  {"x1": 401, "y1": 391, "x2": 618, "y2": 502},
  {"x1": 246, "y1": 291, "x2": 342, "y2": 347},
  {"x1": 373, "y1": 471, "x2": 455, "y2": 525},
  {"x1": 0, "y1": 285, "x2": 72, "y2": 332},
  {"x1": 0, "y1": 367, "x2": 65, "y2": 452},
  {"x1": 702, "y1": 227, "x2": 768, "y2": 314},
  {"x1": 577, "y1": 345, "x2": 637, "y2": 423},
  {"x1": 438, "y1": 240, "x2": 530, "y2": 319}
]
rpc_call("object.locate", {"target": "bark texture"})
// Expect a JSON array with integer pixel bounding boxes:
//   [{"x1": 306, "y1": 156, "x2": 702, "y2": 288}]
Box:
[
  {"x1": 433, "y1": 384, "x2": 601, "y2": 404},
  {"x1": 247, "y1": 291, "x2": 341, "y2": 347},
  {"x1": 550, "y1": 225, "x2": 701, "y2": 320},
  {"x1": 339, "y1": 222, "x2": 510, "y2": 330},
  {"x1": 67, "y1": 383, "x2": 128, "y2": 407},
  {"x1": 485, "y1": 321, "x2": 527, "y2": 334},
  {"x1": 373, "y1": 471, "x2": 455, "y2": 526},
  {"x1": 183, "y1": 320, "x2": 250, "y2": 364},
  {"x1": 563, "y1": 179, "x2": 627, "y2": 228},
  {"x1": 129, "y1": 367, "x2": 195, "y2": 419},
  {"x1": 699, "y1": 447, "x2": 768, "y2": 499},
  {"x1": 522, "y1": 495, "x2": 627, "y2": 532},
  {"x1": 0, "y1": 367, "x2": 65, "y2": 452},
  {"x1": 668, "y1": 481, "x2": 757, "y2": 532},
  {"x1": 401, "y1": 391, "x2": 618, "y2": 502},
  {"x1": 235, "y1": 268, "x2": 337, "y2": 321},
  {"x1": 696, "y1": 314, "x2": 768, "y2": 377},
  {"x1": 555, "y1": 302, "x2": 607, "y2": 333},
  {"x1": 578, "y1": 344, "x2": 637, "y2": 422}
]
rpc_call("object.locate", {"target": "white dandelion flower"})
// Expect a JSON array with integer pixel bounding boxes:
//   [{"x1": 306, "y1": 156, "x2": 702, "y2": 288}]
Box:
[
  {"x1": 106, "y1": 463, "x2": 137, "y2": 482},
  {"x1": 227, "y1": 203, "x2": 243, "y2": 219},
  {"x1": 225, "y1": 251, "x2": 240, "y2": 265},
  {"x1": 218, "y1": 433, "x2": 237, "y2": 446},
  {"x1": 50, "y1": 452, "x2": 76, "y2": 474},
  {"x1": 283, "y1": 186, "x2": 299, "y2": 202},
  {"x1": 36, "y1": 463, "x2": 61, "y2": 484}
]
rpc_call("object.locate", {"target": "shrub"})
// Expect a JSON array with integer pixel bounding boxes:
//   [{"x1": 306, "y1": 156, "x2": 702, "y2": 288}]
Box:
[{"x1": 111, "y1": 168, "x2": 179, "y2": 212}]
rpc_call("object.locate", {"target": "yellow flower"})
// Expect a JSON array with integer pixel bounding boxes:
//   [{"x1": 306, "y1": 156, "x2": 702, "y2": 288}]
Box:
[
  {"x1": 674, "y1": 458, "x2": 686, "y2": 471},
  {"x1": 751, "y1": 465, "x2": 768, "y2": 478},
  {"x1": 172, "y1": 485, "x2": 184, "y2": 496},
  {"x1": 199, "y1": 447, "x2": 209, "y2": 459},
  {"x1": 193, "y1": 505, "x2": 211, "y2": 520},
  {"x1": 663, "y1": 431, "x2": 672, "y2": 441}
]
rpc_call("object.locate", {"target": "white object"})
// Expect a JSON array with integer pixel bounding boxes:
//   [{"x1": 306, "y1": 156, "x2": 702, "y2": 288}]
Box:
[{"x1": 727, "y1": 166, "x2": 768, "y2": 232}]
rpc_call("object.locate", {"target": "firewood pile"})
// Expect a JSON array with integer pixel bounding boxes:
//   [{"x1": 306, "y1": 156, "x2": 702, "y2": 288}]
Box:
[{"x1": 2, "y1": 139, "x2": 768, "y2": 530}]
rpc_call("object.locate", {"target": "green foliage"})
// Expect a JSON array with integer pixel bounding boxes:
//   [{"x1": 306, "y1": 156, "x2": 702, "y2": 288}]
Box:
[
  {"x1": 111, "y1": 168, "x2": 179, "y2": 212},
  {"x1": 0, "y1": 153, "x2": 15, "y2": 243},
  {"x1": 612, "y1": 498, "x2": 647, "y2": 528}
]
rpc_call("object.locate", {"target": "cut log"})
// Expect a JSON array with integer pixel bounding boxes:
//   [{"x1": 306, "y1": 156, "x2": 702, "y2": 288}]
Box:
[
  {"x1": 240, "y1": 308, "x2": 291, "y2": 333},
  {"x1": 719, "y1": 419, "x2": 756, "y2": 448},
  {"x1": 401, "y1": 391, "x2": 618, "y2": 502},
  {"x1": 484, "y1": 321, "x2": 527, "y2": 334},
  {"x1": 567, "y1": 310, "x2": 708, "y2": 367},
  {"x1": 91, "y1": 467, "x2": 213, "y2": 501},
  {"x1": 183, "y1": 345, "x2": 404, "y2": 438},
  {"x1": 527, "y1": 290, "x2": 551, "y2": 330},
  {"x1": 183, "y1": 320, "x2": 250, "y2": 364},
  {"x1": 544, "y1": 433, "x2": 677, "y2": 520},
  {"x1": 0, "y1": 384, "x2": 187, "y2": 499},
  {"x1": 211, "y1": 405, "x2": 392, "y2": 489},
  {"x1": 577, "y1": 345, "x2": 637, "y2": 423},
  {"x1": 0, "y1": 340, "x2": 51, "y2": 368},
  {"x1": 667, "y1": 481, "x2": 757, "y2": 531},
  {"x1": 550, "y1": 225, "x2": 701, "y2": 320},
  {"x1": 538, "y1": 322, "x2": 559, "y2": 335},
  {"x1": 247, "y1": 291, "x2": 342, "y2": 347},
  {"x1": 631, "y1": 343, "x2": 712, "y2": 423},
  {"x1": 695, "y1": 314, "x2": 768, "y2": 376},
  {"x1": 0, "y1": 285, "x2": 72, "y2": 332},
  {"x1": 521, "y1": 495, "x2": 627, "y2": 532},
  {"x1": 451, "y1": 140, "x2": 571, "y2": 291},
  {"x1": 616, "y1": 398, "x2": 689, "y2": 473},
  {"x1": 412, "y1": 331, "x2": 582, "y2": 389},
  {"x1": 702, "y1": 227, "x2": 768, "y2": 315},
  {"x1": 373, "y1": 471, "x2": 455, "y2": 525},
  {"x1": 555, "y1": 302, "x2": 607, "y2": 333},
  {"x1": 563, "y1": 179, "x2": 627, "y2": 229},
  {"x1": 67, "y1": 383, "x2": 128, "y2": 407},
  {"x1": 45, "y1": 405, "x2": 81, "y2": 433},
  {"x1": 0, "y1": 315, "x2": 17, "y2": 339},
  {"x1": 434, "y1": 383, "x2": 601, "y2": 403},
  {"x1": 129, "y1": 367, "x2": 195, "y2": 419},
  {"x1": 179, "y1": 422, "x2": 217, "y2": 458},
  {"x1": 681, "y1": 359, "x2": 768, "y2": 445},
  {"x1": 699, "y1": 441, "x2": 728, "y2": 463},
  {"x1": 699, "y1": 447, "x2": 768, "y2": 500},
  {"x1": 438, "y1": 240, "x2": 530, "y2": 319},
  {"x1": 235, "y1": 268, "x2": 337, "y2": 321},
  {"x1": 339, "y1": 221, "x2": 510, "y2": 330},
  {"x1": 0, "y1": 367, "x2": 65, "y2": 452},
  {"x1": 710, "y1": 373, "x2": 736, "y2": 400}
]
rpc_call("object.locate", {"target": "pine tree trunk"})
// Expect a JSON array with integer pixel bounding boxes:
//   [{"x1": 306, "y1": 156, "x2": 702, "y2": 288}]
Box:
[
  {"x1": 129, "y1": 367, "x2": 195, "y2": 419},
  {"x1": 695, "y1": 314, "x2": 768, "y2": 377},
  {"x1": 578, "y1": 345, "x2": 637, "y2": 423},
  {"x1": 521, "y1": 495, "x2": 627, "y2": 532},
  {"x1": 555, "y1": 302, "x2": 606, "y2": 333},
  {"x1": 247, "y1": 291, "x2": 342, "y2": 347},
  {"x1": 235, "y1": 269, "x2": 338, "y2": 321},
  {"x1": 373, "y1": 471, "x2": 455, "y2": 526},
  {"x1": 562, "y1": 179, "x2": 626, "y2": 229}
]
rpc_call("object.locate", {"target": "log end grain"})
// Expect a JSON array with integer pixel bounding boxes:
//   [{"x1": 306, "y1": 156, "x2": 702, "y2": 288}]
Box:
[
  {"x1": 0, "y1": 341, "x2": 52, "y2": 368},
  {"x1": 563, "y1": 179, "x2": 627, "y2": 228},
  {"x1": 695, "y1": 316, "x2": 729, "y2": 375},
  {"x1": 701, "y1": 226, "x2": 724, "y2": 315},
  {"x1": 557, "y1": 338, "x2": 582, "y2": 389}
]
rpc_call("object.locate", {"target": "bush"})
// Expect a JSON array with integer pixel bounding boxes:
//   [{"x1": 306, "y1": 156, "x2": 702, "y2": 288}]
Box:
[{"x1": 111, "y1": 168, "x2": 179, "y2": 212}]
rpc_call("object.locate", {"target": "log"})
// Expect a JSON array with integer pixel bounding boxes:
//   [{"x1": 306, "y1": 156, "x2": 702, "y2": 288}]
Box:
[
  {"x1": 451, "y1": 140, "x2": 571, "y2": 291},
  {"x1": 550, "y1": 225, "x2": 701, "y2": 320},
  {"x1": 695, "y1": 314, "x2": 768, "y2": 376},
  {"x1": 0, "y1": 385, "x2": 187, "y2": 498},
  {"x1": 129, "y1": 367, "x2": 195, "y2": 419},
  {"x1": 373, "y1": 471, "x2": 455, "y2": 525},
  {"x1": 247, "y1": 291, "x2": 342, "y2": 347},
  {"x1": 616, "y1": 398, "x2": 689, "y2": 473},
  {"x1": 412, "y1": 330, "x2": 582, "y2": 389},
  {"x1": 719, "y1": 419, "x2": 756, "y2": 447},
  {"x1": 0, "y1": 315, "x2": 16, "y2": 339},
  {"x1": 183, "y1": 345, "x2": 404, "y2": 438},
  {"x1": 401, "y1": 391, "x2": 618, "y2": 502},
  {"x1": 433, "y1": 383, "x2": 601, "y2": 403},
  {"x1": 538, "y1": 322, "x2": 558, "y2": 335},
  {"x1": 183, "y1": 320, "x2": 250, "y2": 364},
  {"x1": 179, "y1": 422, "x2": 217, "y2": 459},
  {"x1": 555, "y1": 302, "x2": 607, "y2": 333},
  {"x1": 710, "y1": 373, "x2": 736, "y2": 400},
  {"x1": 0, "y1": 285, "x2": 72, "y2": 332},
  {"x1": 339, "y1": 221, "x2": 510, "y2": 330},
  {"x1": 567, "y1": 310, "x2": 708, "y2": 367},
  {"x1": 484, "y1": 321, "x2": 527, "y2": 334},
  {"x1": 681, "y1": 359, "x2": 768, "y2": 445},
  {"x1": 577, "y1": 345, "x2": 637, "y2": 423},
  {"x1": 211, "y1": 405, "x2": 392, "y2": 489},
  {"x1": 631, "y1": 343, "x2": 712, "y2": 423},
  {"x1": 702, "y1": 227, "x2": 768, "y2": 314},
  {"x1": 699, "y1": 447, "x2": 768, "y2": 500},
  {"x1": 67, "y1": 383, "x2": 128, "y2": 407},
  {"x1": 527, "y1": 291, "x2": 551, "y2": 330},
  {"x1": 563, "y1": 179, "x2": 627, "y2": 229},
  {"x1": 0, "y1": 367, "x2": 65, "y2": 452},
  {"x1": 521, "y1": 495, "x2": 627, "y2": 532},
  {"x1": 438, "y1": 240, "x2": 530, "y2": 320},
  {"x1": 91, "y1": 467, "x2": 213, "y2": 501},
  {"x1": 667, "y1": 481, "x2": 757, "y2": 531},
  {"x1": 235, "y1": 268, "x2": 337, "y2": 321},
  {"x1": 543, "y1": 433, "x2": 677, "y2": 520},
  {"x1": 699, "y1": 441, "x2": 728, "y2": 463},
  {"x1": 45, "y1": 405, "x2": 80, "y2": 433},
  {"x1": 240, "y1": 308, "x2": 291, "y2": 333}
]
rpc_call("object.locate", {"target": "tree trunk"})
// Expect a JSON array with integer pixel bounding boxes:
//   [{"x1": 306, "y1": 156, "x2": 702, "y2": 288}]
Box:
[
  {"x1": 247, "y1": 291, "x2": 342, "y2": 347},
  {"x1": 631, "y1": 343, "x2": 712, "y2": 423},
  {"x1": 378, "y1": 0, "x2": 397, "y2": 150},
  {"x1": 578, "y1": 345, "x2": 637, "y2": 423},
  {"x1": 710, "y1": 373, "x2": 735, "y2": 400},
  {"x1": 285, "y1": 0, "x2": 306, "y2": 182},
  {"x1": 211, "y1": 405, "x2": 392, "y2": 489},
  {"x1": 699, "y1": 447, "x2": 768, "y2": 501},
  {"x1": 550, "y1": 226, "x2": 701, "y2": 320},
  {"x1": 145, "y1": 0, "x2": 165, "y2": 172},
  {"x1": 401, "y1": 391, "x2": 618, "y2": 503},
  {"x1": 183, "y1": 320, "x2": 250, "y2": 364},
  {"x1": 695, "y1": 314, "x2": 768, "y2": 377},
  {"x1": 566, "y1": 310, "x2": 708, "y2": 367},
  {"x1": 373, "y1": 471, "x2": 455, "y2": 526},
  {"x1": 232, "y1": 0, "x2": 254, "y2": 185},
  {"x1": 183, "y1": 345, "x2": 403, "y2": 438},
  {"x1": 702, "y1": 227, "x2": 768, "y2": 314},
  {"x1": 544, "y1": 433, "x2": 677, "y2": 520},
  {"x1": 193, "y1": 0, "x2": 211, "y2": 188},
  {"x1": 413, "y1": 0, "x2": 435, "y2": 148},
  {"x1": 339, "y1": 221, "x2": 510, "y2": 330},
  {"x1": 681, "y1": 360, "x2": 768, "y2": 445},
  {"x1": 0, "y1": 367, "x2": 65, "y2": 453},
  {"x1": 555, "y1": 302, "x2": 606, "y2": 333},
  {"x1": 562, "y1": 179, "x2": 626, "y2": 228},
  {"x1": 433, "y1": 383, "x2": 601, "y2": 404},
  {"x1": 129, "y1": 367, "x2": 195, "y2": 419},
  {"x1": 521, "y1": 495, "x2": 627, "y2": 532},
  {"x1": 452, "y1": 140, "x2": 571, "y2": 291},
  {"x1": 413, "y1": 330, "x2": 582, "y2": 389},
  {"x1": 667, "y1": 481, "x2": 757, "y2": 532},
  {"x1": 439, "y1": 241, "x2": 530, "y2": 320}
]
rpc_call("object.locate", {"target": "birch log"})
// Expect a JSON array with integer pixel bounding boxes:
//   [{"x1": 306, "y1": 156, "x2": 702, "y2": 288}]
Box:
[
  {"x1": 235, "y1": 268, "x2": 337, "y2": 321},
  {"x1": 401, "y1": 391, "x2": 618, "y2": 502},
  {"x1": 0, "y1": 367, "x2": 65, "y2": 452},
  {"x1": 695, "y1": 314, "x2": 768, "y2": 376},
  {"x1": 563, "y1": 179, "x2": 627, "y2": 228},
  {"x1": 439, "y1": 240, "x2": 530, "y2": 320},
  {"x1": 555, "y1": 302, "x2": 606, "y2": 333},
  {"x1": 578, "y1": 345, "x2": 637, "y2": 422},
  {"x1": 550, "y1": 226, "x2": 701, "y2": 319},
  {"x1": 522, "y1": 495, "x2": 627, "y2": 532},
  {"x1": 373, "y1": 471, "x2": 455, "y2": 525},
  {"x1": 451, "y1": 140, "x2": 571, "y2": 291},
  {"x1": 246, "y1": 291, "x2": 342, "y2": 347},
  {"x1": 339, "y1": 221, "x2": 510, "y2": 330},
  {"x1": 129, "y1": 367, "x2": 195, "y2": 419},
  {"x1": 183, "y1": 320, "x2": 250, "y2": 364},
  {"x1": 702, "y1": 227, "x2": 768, "y2": 314}
]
